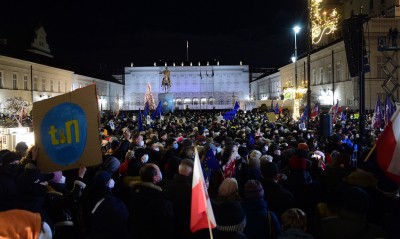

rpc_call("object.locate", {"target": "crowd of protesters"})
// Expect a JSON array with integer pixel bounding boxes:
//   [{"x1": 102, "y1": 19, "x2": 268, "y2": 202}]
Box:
[{"x1": 0, "y1": 107, "x2": 399, "y2": 239}]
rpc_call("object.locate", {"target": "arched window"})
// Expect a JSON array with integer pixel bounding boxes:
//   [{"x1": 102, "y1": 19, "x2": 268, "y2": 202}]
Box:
[{"x1": 193, "y1": 98, "x2": 199, "y2": 105}]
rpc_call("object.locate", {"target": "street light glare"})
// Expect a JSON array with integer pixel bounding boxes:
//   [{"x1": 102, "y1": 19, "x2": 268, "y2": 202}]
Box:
[{"x1": 293, "y1": 26, "x2": 301, "y2": 34}]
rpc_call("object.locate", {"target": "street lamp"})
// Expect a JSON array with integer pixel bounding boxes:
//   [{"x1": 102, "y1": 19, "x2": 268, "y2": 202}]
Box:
[{"x1": 293, "y1": 26, "x2": 301, "y2": 90}]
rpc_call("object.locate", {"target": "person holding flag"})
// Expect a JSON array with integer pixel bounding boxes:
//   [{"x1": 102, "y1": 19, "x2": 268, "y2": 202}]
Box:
[
  {"x1": 191, "y1": 148, "x2": 216, "y2": 236},
  {"x1": 371, "y1": 96, "x2": 383, "y2": 129}
]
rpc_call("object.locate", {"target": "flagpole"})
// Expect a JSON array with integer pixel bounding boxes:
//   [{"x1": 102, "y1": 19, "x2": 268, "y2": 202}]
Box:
[
  {"x1": 187, "y1": 41, "x2": 189, "y2": 61},
  {"x1": 364, "y1": 144, "x2": 376, "y2": 162}
]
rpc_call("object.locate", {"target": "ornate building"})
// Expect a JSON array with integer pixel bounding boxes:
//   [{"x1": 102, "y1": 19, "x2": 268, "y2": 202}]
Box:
[{"x1": 124, "y1": 64, "x2": 250, "y2": 110}]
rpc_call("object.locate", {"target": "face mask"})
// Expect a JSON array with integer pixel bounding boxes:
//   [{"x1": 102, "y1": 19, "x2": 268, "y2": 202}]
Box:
[
  {"x1": 108, "y1": 179, "x2": 115, "y2": 189},
  {"x1": 274, "y1": 150, "x2": 281, "y2": 156},
  {"x1": 153, "y1": 147, "x2": 159, "y2": 151},
  {"x1": 263, "y1": 146, "x2": 268, "y2": 152},
  {"x1": 59, "y1": 176, "x2": 66, "y2": 184},
  {"x1": 173, "y1": 143, "x2": 178, "y2": 149},
  {"x1": 158, "y1": 172, "x2": 163, "y2": 182},
  {"x1": 143, "y1": 155, "x2": 149, "y2": 163},
  {"x1": 139, "y1": 140, "x2": 145, "y2": 147},
  {"x1": 216, "y1": 147, "x2": 222, "y2": 154}
]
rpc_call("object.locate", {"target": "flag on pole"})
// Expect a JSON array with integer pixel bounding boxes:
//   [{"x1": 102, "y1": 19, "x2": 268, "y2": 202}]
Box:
[
  {"x1": 248, "y1": 133, "x2": 255, "y2": 147},
  {"x1": 300, "y1": 106, "x2": 308, "y2": 122},
  {"x1": 233, "y1": 101, "x2": 240, "y2": 111},
  {"x1": 341, "y1": 111, "x2": 346, "y2": 121},
  {"x1": 205, "y1": 148, "x2": 219, "y2": 171},
  {"x1": 274, "y1": 102, "x2": 279, "y2": 114},
  {"x1": 223, "y1": 101, "x2": 240, "y2": 120},
  {"x1": 144, "y1": 101, "x2": 150, "y2": 118},
  {"x1": 385, "y1": 95, "x2": 395, "y2": 126},
  {"x1": 311, "y1": 102, "x2": 319, "y2": 119},
  {"x1": 372, "y1": 96, "x2": 383, "y2": 129},
  {"x1": 152, "y1": 101, "x2": 162, "y2": 120},
  {"x1": 330, "y1": 99, "x2": 339, "y2": 124},
  {"x1": 376, "y1": 107, "x2": 400, "y2": 184},
  {"x1": 138, "y1": 108, "x2": 143, "y2": 132},
  {"x1": 270, "y1": 100, "x2": 274, "y2": 112},
  {"x1": 191, "y1": 148, "x2": 216, "y2": 232}
]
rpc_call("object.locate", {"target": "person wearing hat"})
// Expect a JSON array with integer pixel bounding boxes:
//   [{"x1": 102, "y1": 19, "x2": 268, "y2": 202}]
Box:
[
  {"x1": 216, "y1": 178, "x2": 241, "y2": 203},
  {"x1": 242, "y1": 180, "x2": 282, "y2": 239},
  {"x1": 214, "y1": 200, "x2": 247, "y2": 239},
  {"x1": 82, "y1": 171, "x2": 129, "y2": 239},
  {"x1": 163, "y1": 159, "x2": 194, "y2": 239}
]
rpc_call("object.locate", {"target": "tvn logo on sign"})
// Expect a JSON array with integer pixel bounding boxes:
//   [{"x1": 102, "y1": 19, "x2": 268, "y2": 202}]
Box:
[{"x1": 41, "y1": 103, "x2": 88, "y2": 166}]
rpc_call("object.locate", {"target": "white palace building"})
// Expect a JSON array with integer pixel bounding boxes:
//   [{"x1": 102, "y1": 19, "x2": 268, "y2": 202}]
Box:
[{"x1": 124, "y1": 63, "x2": 250, "y2": 110}]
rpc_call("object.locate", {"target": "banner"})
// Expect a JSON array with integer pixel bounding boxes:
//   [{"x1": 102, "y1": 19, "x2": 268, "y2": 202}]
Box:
[
  {"x1": 266, "y1": 112, "x2": 276, "y2": 122},
  {"x1": 33, "y1": 84, "x2": 102, "y2": 172}
]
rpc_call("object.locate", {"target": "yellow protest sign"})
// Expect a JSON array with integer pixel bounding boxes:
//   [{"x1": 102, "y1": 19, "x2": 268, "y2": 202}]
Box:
[{"x1": 267, "y1": 112, "x2": 277, "y2": 122}]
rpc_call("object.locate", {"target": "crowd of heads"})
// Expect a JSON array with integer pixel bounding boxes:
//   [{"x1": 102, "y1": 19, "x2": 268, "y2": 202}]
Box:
[{"x1": 0, "y1": 108, "x2": 398, "y2": 239}]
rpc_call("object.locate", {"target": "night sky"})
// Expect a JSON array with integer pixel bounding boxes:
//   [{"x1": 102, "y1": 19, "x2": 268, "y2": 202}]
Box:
[{"x1": 3, "y1": 0, "x2": 309, "y2": 73}]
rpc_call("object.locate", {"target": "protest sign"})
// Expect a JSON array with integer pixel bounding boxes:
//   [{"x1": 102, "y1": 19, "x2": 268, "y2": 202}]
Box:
[{"x1": 33, "y1": 84, "x2": 102, "y2": 172}]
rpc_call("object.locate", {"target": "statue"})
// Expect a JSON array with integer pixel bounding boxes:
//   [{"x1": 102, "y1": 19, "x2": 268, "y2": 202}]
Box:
[{"x1": 161, "y1": 67, "x2": 171, "y2": 93}]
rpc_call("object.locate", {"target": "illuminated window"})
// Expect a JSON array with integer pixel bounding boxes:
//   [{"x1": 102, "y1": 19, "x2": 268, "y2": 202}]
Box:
[
  {"x1": 336, "y1": 62, "x2": 342, "y2": 82},
  {"x1": 42, "y1": 79, "x2": 46, "y2": 91},
  {"x1": 319, "y1": 67, "x2": 324, "y2": 85},
  {"x1": 34, "y1": 77, "x2": 38, "y2": 91},
  {"x1": 24, "y1": 75, "x2": 28, "y2": 90},
  {"x1": 327, "y1": 64, "x2": 332, "y2": 84},
  {"x1": 12, "y1": 73, "x2": 17, "y2": 89},
  {"x1": 0, "y1": 71, "x2": 3, "y2": 88},
  {"x1": 377, "y1": 57, "x2": 385, "y2": 79},
  {"x1": 312, "y1": 69, "x2": 316, "y2": 85},
  {"x1": 50, "y1": 80, "x2": 54, "y2": 92}
]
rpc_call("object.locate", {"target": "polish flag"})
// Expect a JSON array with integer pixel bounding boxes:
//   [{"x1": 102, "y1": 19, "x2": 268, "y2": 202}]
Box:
[
  {"x1": 190, "y1": 148, "x2": 216, "y2": 232},
  {"x1": 376, "y1": 108, "x2": 400, "y2": 185}
]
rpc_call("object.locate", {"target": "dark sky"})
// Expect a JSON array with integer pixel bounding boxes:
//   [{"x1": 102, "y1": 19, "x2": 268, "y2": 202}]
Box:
[{"x1": 3, "y1": 0, "x2": 309, "y2": 73}]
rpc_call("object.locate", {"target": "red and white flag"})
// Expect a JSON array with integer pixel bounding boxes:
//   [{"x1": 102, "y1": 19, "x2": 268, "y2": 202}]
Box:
[
  {"x1": 190, "y1": 148, "x2": 216, "y2": 232},
  {"x1": 376, "y1": 107, "x2": 400, "y2": 185}
]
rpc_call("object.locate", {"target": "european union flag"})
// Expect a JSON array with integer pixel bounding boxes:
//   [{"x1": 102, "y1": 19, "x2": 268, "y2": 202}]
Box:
[
  {"x1": 341, "y1": 111, "x2": 346, "y2": 121},
  {"x1": 274, "y1": 102, "x2": 279, "y2": 114},
  {"x1": 151, "y1": 101, "x2": 162, "y2": 120},
  {"x1": 205, "y1": 148, "x2": 219, "y2": 171},
  {"x1": 248, "y1": 133, "x2": 255, "y2": 147},
  {"x1": 144, "y1": 101, "x2": 150, "y2": 118},
  {"x1": 138, "y1": 108, "x2": 143, "y2": 131}
]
